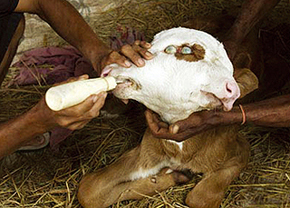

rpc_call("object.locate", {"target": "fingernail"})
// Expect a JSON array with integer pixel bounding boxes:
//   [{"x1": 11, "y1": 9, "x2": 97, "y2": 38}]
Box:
[
  {"x1": 171, "y1": 125, "x2": 179, "y2": 134},
  {"x1": 80, "y1": 74, "x2": 88, "y2": 79},
  {"x1": 124, "y1": 60, "x2": 131, "y2": 67},
  {"x1": 145, "y1": 51, "x2": 153, "y2": 57},
  {"x1": 138, "y1": 58, "x2": 145, "y2": 66},
  {"x1": 93, "y1": 95, "x2": 98, "y2": 103},
  {"x1": 146, "y1": 42, "x2": 151, "y2": 47}
]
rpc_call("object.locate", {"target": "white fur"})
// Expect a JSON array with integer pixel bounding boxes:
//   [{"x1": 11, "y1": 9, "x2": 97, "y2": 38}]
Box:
[
  {"x1": 129, "y1": 161, "x2": 170, "y2": 181},
  {"x1": 110, "y1": 27, "x2": 240, "y2": 124},
  {"x1": 167, "y1": 140, "x2": 184, "y2": 150}
]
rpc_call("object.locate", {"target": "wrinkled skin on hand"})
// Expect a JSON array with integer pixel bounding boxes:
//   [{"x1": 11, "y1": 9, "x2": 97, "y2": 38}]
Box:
[
  {"x1": 98, "y1": 40, "x2": 153, "y2": 76},
  {"x1": 0, "y1": 75, "x2": 108, "y2": 159},
  {"x1": 37, "y1": 75, "x2": 107, "y2": 131},
  {"x1": 145, "y1": 109, "x2": 221, "y2": 142}
]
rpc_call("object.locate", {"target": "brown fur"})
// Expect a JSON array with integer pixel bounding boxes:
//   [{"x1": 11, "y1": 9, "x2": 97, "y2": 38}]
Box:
[
  {"x1": 78, "y1": 125, "x2": 251, "y2": 208},
  {"x1": 77, "y1": 14, "x2": 260, "y2": 208},
  {"x1": 175, "y1": 44, "x2": 206, "y2": 62}
]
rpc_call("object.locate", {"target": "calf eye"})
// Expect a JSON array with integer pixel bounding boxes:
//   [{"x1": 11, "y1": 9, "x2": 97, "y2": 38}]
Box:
[
  {"x1": 164, "y1": 45, "x2": 177, "y2": 54},
  {"x1": 181, "y1": 46, "x2": 192, "y2": 54}
]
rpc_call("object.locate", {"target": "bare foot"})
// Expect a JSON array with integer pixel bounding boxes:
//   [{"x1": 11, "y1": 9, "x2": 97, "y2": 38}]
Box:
[{"x1": 18, "y1": 132, "x2": 50, "y2": 151}]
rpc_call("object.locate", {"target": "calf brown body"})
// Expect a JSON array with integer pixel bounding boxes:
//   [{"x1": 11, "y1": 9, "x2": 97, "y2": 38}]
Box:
[
  {"x1": 78, "y1": 125, "x2": 250, "y2": 208},
  {"x1": 78, "y1": 14, "x2": 260, "y2": 208}
]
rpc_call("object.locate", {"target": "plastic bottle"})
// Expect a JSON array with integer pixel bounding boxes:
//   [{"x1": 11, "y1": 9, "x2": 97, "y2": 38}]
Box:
[{"x1": 45, "y1": 76, "x2": 117, "y2": 111}]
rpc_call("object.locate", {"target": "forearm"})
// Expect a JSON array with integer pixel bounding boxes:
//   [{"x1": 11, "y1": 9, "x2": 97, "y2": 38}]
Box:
[
  {"x1": 38, "y1": 0, "x2": 110, "y2": 69},
  {"x1": 16, "y1": 0, "x2": 110, "y2": 71},
  {"x1": 0, "y1": 76, "x2": 108, "y2": 159},
  {"x1": 227, "y1": 0, "x2": 280, "y2": 43},
  {"x1": 0, "y1": 108, "x2": 48, "y2": 159},
  {"x1": 222, "y1": 94, "x2": 290, "y2": 127}
]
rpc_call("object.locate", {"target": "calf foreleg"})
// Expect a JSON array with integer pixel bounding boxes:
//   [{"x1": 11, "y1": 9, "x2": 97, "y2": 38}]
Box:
[
  {"x1": 185, "y1": 163, "x2": 244, "y2": 208},
  {"x1": 77, "y1": 146, "x2": 184, "y2": 208}
]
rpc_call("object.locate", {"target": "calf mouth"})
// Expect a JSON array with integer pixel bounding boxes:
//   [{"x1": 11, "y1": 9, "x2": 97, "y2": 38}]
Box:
[
  {"x1": 115, "y1": 76, "x2": 142, "y2": 90},
  {"x1": 200, "y1": 90, "x2": 235, "y2": 111},
  {"x1": 200, "y1": 90, "x2": 223, "y2": 110}
]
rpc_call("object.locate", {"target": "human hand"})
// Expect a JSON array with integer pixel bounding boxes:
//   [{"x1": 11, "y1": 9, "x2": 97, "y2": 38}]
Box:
[
  {"x1": 34, "y1": 75, "x2": 107, "y2": 131},
  {"x1": 99, "y1": 40, "x2": 153, "y2": 76},
  {"x1": 145, "y1": 109, "x2": 221, "y2": 142}
]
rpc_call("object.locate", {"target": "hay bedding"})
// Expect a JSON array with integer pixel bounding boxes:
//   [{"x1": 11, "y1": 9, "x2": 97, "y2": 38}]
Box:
[{"x1": 1, "y1": 0, "x2": 290, "y2": 207}]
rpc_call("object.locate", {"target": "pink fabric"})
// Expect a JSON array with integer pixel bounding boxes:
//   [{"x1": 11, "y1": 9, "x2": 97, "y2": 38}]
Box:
[
  {"x1": 9, "y1": 46, "x2": 95, "y2": 86},
  {"x1": 49, "y1": 127, "x2": 73, "y2": 151}
]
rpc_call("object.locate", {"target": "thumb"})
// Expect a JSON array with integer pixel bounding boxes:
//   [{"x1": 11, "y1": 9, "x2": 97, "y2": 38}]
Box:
[
  {"x1": 170, "y1": 118, "x2": 192, "y2": 134},
  {"x1": 169, "y1": 124, "x2": 180, "y2": 134}
]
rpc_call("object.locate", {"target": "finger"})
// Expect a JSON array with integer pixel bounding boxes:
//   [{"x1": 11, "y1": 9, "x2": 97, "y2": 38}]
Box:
[
  {"x1": 152, "y1": 127, "x2": 171, "y2": 137},
  {"x1": 104, "y1": 51, "x2": 132, "y2": 68},
  {"x1": 145, "y1": 110, "x2": 168, "y2": 135},
  {"x1": 153, "y1": 126, "x2": 193, "y2": 142},
  {"x1": 84, "y1": 93, "x2": 107, "y2": 118},
  {"x1": 151, "y1": 111, "x2": 169, "y2": 128},
  {"x1": 133, "y1": 40, "x2": 141, "y2": 46},
  {"x1": 53, "y1": 74, "x2": 89, "y2": 86},
  {"x1": 62, "y1": 74, "x2": 89, "y2": 84},
  {"x1": 67, "y1": 93, "x2": 107, "y2": 129},
  {"x1": 120, "y1": 44, "x2": 145, "y2": 67},
  {"x1": 169, "y1": 117, "x2": 194, "y2": 134},
  {"x1": 145, "y1": 110, "x2": 194, "y2": 142},
  {"x1": 145, "y1": 110, "x2": 162, "y2": 133},
  {"x1": 149, "y1": 125, "x2": 190, "y2": 142},
  {"x1": 132, "y1": 44, "x2": 153, "y2": 60},
  {"x1": 140, "y1": 41, "x2": 152, "y2": 49},
  {"x1": 172, "y1": 113, "x2": 200, "y2": 134},
  {"x1": 83, "y1": 92, "x2": 107, "y2": 114},
  {"x1": 169, "y1": 124, "x2": 180, "y2": 134},
  {"x1": 145, "y1": 109, "x2": 168, "y2": 129},
  {"x1": 59, "y1": 92, "x2": 105, "y2": 117},
  {"x1": 171, "y1": 121, "x2": 190, "y2": 134}
]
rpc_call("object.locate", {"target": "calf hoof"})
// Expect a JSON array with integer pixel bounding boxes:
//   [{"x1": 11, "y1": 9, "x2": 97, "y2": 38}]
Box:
[
  {"x1": 185, "y1": 189, "x2": 223, "y2": 208},
  {"x1": 172, "y1": 169, "x2": 194, "y2": 185},
  {"x1": 158, "y1": 168, "x2": 193, "y2": 185}
]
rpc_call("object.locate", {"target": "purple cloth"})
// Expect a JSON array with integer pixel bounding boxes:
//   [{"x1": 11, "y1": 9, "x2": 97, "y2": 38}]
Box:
[
  {"x1": 110, "y1": 25, "x2": 145, "y2": 50},
  {"x1": 9, "y1": 46, "x2": 95, "y2": 86},
  {"x1": 49, "y1": 127, "x2": 73, "y2": 151}
]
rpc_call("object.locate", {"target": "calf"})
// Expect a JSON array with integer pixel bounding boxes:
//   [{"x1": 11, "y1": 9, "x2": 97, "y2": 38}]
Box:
[{"x1": 77, "y1": 27, "x2": 258, "y2": 208}]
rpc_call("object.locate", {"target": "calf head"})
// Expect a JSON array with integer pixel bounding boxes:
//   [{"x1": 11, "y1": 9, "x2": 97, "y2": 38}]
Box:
[{"x1": 107, "y1": 27, "x2": 240, "y2": 123}]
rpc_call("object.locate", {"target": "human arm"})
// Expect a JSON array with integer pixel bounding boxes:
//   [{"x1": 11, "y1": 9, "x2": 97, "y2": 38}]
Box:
[
  {"x1": 0, "y1": 75, "x2": 106, "y2": 159},
  {"x1": 14, "y1": 0, "x2": 153, "y2": 75},
  {"x1": 146, "y1": 94, "x2": 290, "y2": 142},
  {"x1": 223, "y1": 0, "x2": 281, "y2": 59}
]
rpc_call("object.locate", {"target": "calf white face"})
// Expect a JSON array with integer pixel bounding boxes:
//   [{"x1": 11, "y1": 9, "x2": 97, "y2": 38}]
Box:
[{"x1": 107, "y1": 27, "x2": 240, "y2": 124}]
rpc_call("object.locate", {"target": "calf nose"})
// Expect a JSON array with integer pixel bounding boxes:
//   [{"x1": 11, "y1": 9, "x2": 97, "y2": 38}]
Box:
[
  {"x1": 221, "y1": 80, "x2": 240, "y2": 111},
  {"x1": 225, "y1": 81, "x2": 239, "y2": 98}
]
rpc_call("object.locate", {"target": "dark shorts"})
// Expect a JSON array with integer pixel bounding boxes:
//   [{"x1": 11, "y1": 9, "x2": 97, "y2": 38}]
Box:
[{"x1": 0, "y1": 13, "x2": 22, "y2": 63}]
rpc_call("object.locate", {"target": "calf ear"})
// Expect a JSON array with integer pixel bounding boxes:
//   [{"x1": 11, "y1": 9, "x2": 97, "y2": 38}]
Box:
[{"x1": 234, "y1": 68, "x2": 259, "y2": 98}]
